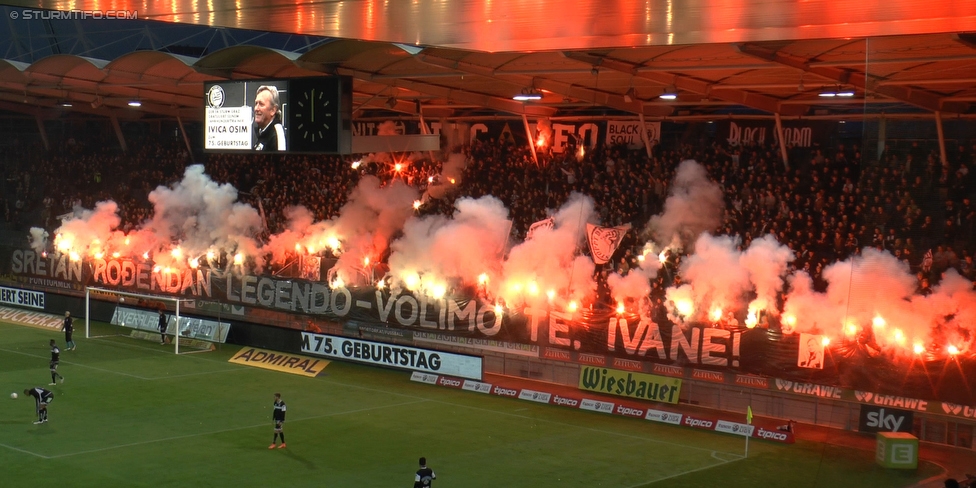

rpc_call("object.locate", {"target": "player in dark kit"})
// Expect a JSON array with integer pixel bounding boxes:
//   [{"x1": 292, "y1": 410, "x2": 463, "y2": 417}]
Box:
[
  {"x1": 24, "y1": 386, "x2": 54, "y2": 424},
  {"x1": 414, "y1": 457, "x2": 436, "y2": 488},
  {"x1": 62, "y1": 311, "x2": 76, "y2": 350},
  {"x1": 270, "y1": 393, "x2": 287, "y2": 449},
  {"x1": 49, "y1": 339, "x2": 64, "y2": 385},
  {"x1": 158, "y1": 310, "x2": 168, "y2": 345}
]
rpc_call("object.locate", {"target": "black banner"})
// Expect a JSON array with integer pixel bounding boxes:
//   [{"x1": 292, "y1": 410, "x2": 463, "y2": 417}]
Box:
[
  {"x1": 7, "y1": 247, "x2": 976, "y2": 406},
  {"x1": 715, "y1": 120, "x2": 833, "y2": 148},
  {"x1": 5, "y1": 249, "x2": 748, "y2": 366},
  {"x1": 349, "y1": 119, "x2": 606, "y2": 154}
]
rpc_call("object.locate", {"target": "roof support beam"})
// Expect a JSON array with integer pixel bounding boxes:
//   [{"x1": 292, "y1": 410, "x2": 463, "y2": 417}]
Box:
[
  {"x1": 562, "y1": 51, "x2": 806, "y2": 116},
  {"x1": 0, "y1": 91, "x2": 158, "y2": 118},
  {"x1": 337, "y1": 67, "x2": 557, "y2": 117},
  {"x1": 415, "y1": 53, "x2": 673, "y2": 116},
  {"x1": 530, "y1": 77, "x2": 675, "y2": 117},
  {"x1": 734, "y1": 43, "x2": 969, "y2": 114},
  {"x1": 0, "y1": 77, "x2": 201, "y2": 108},
  {"x1": 35, "y1": 114, "x2": 49, "y2": 151}
]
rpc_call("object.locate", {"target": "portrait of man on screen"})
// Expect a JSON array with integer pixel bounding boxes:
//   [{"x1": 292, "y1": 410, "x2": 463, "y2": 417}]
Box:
[{"x1": 253, "y1": 85, "x2": 286, "y2": 151}]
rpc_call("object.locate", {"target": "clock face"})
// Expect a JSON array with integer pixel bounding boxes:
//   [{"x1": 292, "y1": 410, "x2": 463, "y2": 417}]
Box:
[
  {"x1": 294, "y1": 88, "x2": 334, "y2": 142},
  {"x1": 289, "y1": 78, "x2": 341, "y2": 152}
]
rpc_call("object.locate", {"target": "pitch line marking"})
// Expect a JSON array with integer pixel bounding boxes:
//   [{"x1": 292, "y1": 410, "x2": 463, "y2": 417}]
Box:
[
  {"x1": 0, "y1": 347, "x2": 244, "y2": 381},
  {"x1": 46, "y1": 399, "x2": 429, "y2": 459},
  {"x1": 0, "y1": 441, "x2": 50, "y2": 459},
  {"x1": 0, "y1": 347, "x2": 149, "y2": 379},
  {"x1": 316, "y1": 377, "x2": 738, "y2": 457},
  {"x1": 619, "y1": 454, "x2": 743, "y2": 488}
]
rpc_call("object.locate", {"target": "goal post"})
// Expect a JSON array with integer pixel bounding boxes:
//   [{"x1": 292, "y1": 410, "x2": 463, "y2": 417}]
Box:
[{"x1": 84, "y1": 287, "x2": 222, "y2": 354}]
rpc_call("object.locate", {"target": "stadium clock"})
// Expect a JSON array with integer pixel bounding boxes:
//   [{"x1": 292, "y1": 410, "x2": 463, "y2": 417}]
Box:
[
  {"x1": 295, "y1": 89, "x2": 335, "y2": 142},
  {"x1": 288, "y1": 77, "x2": 343, "y2": 153}
]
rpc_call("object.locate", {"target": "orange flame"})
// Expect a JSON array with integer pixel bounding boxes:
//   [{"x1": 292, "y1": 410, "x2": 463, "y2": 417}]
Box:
[{"x1": 709, "y1": 308, "x2": 723, "y2": 322}]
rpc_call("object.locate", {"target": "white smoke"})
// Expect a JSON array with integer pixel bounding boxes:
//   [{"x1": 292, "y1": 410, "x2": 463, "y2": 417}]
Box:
[
  {"x1": 426, "y1": 153, "x2": 467, "y2": 200},
  {"x1": 27, "y1": 153, "x2": 976, "y2": 358},
  {"x1": 263, "y1": 175, "x2": 419, "y2": 286},
  {"x1": 654, "y1": 233, "x2": 794, "y2": 325},
  {"x1": 144, "y1": 164, "x2": 264, "y2": 267},
  {"x1": 741, "y1": 234, "x2": 795, "y2": 314},
  {"x1": 780, "y1": 247, "x2": 976, "y2": 353},
  {"x1": 387, "y1": 195, "x2": 511, "y2": 294},
  {"x1": 35, "y1": 165, "x2": 264, "y2": 268},
  {"x1": 501, "y1": 193, "x2": 598, "y2": 306},
  {"x1": 646, "y1": 159, "x2": 724, "y2": 248}
]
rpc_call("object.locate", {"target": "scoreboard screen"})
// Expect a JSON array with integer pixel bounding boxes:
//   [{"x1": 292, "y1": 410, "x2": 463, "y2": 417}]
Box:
[{"x1": 204, "y1": 76, "x2": 351, "y2": 154}]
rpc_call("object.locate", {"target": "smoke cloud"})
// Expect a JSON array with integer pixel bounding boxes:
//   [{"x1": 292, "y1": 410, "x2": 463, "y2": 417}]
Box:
[
  {"x1": 387, "y1": 195, "x2": 511, "y2": 295},
  {"x1": 646, "y1": 159, "x2": 724, "y2": 248},
  {"x1": 501, "y1": 193, "x2": 598, "y2": 306},
  {"x1": 25, "y1": 155, "x2": 976, "y2": 358}
]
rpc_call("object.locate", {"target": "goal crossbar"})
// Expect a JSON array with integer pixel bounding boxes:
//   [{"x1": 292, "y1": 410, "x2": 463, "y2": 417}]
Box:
[{"x1": 85, "y1": 287, "x2": 200, "y2": 354}]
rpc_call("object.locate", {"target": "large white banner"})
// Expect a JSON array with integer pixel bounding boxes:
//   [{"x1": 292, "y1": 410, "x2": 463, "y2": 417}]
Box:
[
  {"x1": 605, "y1": 120, "x2": 661, "y2": 149},
  {"x1": 301, "y1": 332, "x2": 483, "y2": 380},
  {"x1": 111, "y1": 306, "x2": 230, "y2": 343},
  {"x1": 0, "y1": 286, "x2": 45, "y2": 310}
]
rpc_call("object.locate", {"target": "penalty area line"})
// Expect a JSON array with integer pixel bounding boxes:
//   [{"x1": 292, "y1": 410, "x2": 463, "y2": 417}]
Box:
[
  {"x1": 0, "y1": 347, "x2": 245, "y2": 381},
  {"x1": 620, "y1": 452, "x2": 744, "y2": 488},
  {"x1": 46, "y1": 398, "x2": 429, "y2": 459},
  {"x1": 0, "y1": 441, "x2": 50, "y2": 459},
  {"x1": 0, "y1": 347, "x2": 149, "y2": 380}
]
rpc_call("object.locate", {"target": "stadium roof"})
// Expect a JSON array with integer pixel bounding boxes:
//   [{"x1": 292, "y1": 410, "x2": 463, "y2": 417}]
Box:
[{"x1": 2, "y1": 1, "x2": 976, "y2": 121}]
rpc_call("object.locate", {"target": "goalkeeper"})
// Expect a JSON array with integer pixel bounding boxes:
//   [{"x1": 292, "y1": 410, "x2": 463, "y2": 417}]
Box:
[
  {"x1": 62, "y1": 311, "x2": 76, "y2": 351},
  {"x1": 158, "y1": 309, "x2": 169, "y2": 345}
]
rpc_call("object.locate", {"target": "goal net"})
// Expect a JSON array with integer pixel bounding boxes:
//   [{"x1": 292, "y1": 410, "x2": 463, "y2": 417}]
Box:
[{"x1": 84, "y1": 287, "x2": 228, "y2": 354}]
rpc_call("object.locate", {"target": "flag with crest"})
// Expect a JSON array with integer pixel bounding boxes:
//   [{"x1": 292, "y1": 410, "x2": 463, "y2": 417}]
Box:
[
  {"x1": 526, "y1": 217, "x2": 555, "y2": 240},
  {"x1": 585, "y1": 223, "x2": 631, "y2": 265}
]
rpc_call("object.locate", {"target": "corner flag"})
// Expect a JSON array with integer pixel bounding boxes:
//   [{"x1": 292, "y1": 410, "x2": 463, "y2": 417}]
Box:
[{"x1": 745, "y1": 405, "x2": 754, "y2": 458}]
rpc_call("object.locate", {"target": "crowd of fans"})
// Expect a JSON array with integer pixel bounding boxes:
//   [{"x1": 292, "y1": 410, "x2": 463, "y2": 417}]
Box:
[
  {"x1": 4, "y1": 128, "x2": 976, "y2": 307},
  {"x1": 2, "y1": 135, "x2": 190, "y2": 233}
]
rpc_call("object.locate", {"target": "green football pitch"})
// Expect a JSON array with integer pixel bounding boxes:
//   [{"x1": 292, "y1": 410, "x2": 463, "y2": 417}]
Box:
[{"x1": 0, "y1": 321, "x2": 939, "y2": 487}]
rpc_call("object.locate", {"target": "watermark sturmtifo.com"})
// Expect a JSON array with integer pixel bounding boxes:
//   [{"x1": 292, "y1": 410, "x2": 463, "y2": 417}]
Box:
[{"x1": 9, "y1": 10, "x2": 139, "y2": 20}]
